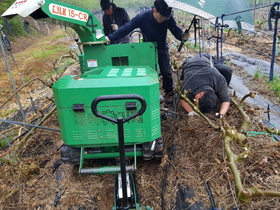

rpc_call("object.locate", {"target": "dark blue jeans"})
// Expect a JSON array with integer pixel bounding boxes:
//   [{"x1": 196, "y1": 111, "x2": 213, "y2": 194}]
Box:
[
  {"x1": 214, "y1": 64, "x2": 232, "y2": 86},
  {"x1": 158, "y1": 52, "x2": 173, "y2": 95}
]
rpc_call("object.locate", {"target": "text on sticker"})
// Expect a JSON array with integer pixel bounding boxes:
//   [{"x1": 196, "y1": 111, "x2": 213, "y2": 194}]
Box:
[
  {"x1": 49, "y1": 4, "x2": 88, "y2": 22},
  {"x1": 10, "y1": 0, "x2": 27, "y2": 10}
]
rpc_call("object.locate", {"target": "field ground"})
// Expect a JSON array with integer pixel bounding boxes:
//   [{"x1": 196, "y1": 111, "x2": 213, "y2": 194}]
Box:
[{"x1": 0, "y1": 16, "x2": 280, "y2": 210}]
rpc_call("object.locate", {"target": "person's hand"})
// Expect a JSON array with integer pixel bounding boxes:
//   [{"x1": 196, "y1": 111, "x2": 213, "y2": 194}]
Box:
[
  {"x1": 111, "y1": 24, "x2": 118, "y2": 31},
  {"x1": 188, "y1": 111, "x2": 198, "y2": 116},
  {"x1": 215, "y1": 113, "x2": 224, "y2": 118},
  {"x1": 181, "y1": 31, "x2": 190, "y2": 41},
  {"x1": 105, "y1": 36, "x2": 110, "y2": 43}
]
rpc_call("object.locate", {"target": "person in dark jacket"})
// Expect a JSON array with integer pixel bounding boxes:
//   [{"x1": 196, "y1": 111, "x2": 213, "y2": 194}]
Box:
[
  {"x1": 107, "y1": 0, "x2": 185, "y2": 102},
  {"x1": 100, "y1": 0, "x2": 130, "y2": 44},
  {"x1": 180, "y1": 53, "x2": 232, "y2": 117}
]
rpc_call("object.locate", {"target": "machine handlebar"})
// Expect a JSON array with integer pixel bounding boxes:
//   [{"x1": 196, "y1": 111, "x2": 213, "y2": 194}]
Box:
[{"x1": 91, "y1": 94, "x2": 147, "y2": 123}]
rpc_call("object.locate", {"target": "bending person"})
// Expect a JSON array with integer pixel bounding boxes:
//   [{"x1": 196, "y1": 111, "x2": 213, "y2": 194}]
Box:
[
  {"x1": 180, "y1": 53, "x2": 232, "y2": 117},
  {"x1": 106, "y1": 0, "x2": 185, "y2": 103}
]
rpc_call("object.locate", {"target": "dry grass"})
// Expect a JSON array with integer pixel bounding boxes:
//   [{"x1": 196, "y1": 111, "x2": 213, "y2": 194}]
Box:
[{"x1": 0, "y1": 103, "x2": 279, "y2": 210}]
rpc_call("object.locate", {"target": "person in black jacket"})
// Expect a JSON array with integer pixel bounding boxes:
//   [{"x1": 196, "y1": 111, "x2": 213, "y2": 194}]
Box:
[
  {"x1": 107, "y1": 0, "x2": 186, "y2": 103},
  {"x1": 100, "y1": 0, "x2": 130, "y2": 44},
  {"x1": 180, "y1": 53, "x2": 232, "y2": 117}
]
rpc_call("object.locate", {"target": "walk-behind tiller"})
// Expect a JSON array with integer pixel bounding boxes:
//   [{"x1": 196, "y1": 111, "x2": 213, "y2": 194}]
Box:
[{"x1": 2, "y1": 0, "x2": 164, "y2": 209}]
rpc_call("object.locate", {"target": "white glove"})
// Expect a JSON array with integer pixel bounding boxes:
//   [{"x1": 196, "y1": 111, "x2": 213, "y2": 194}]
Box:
[
  {"x1": 215, "y1": 113, "x2": 224, "y2": 118},
  {"x1": 105, "y1": 36, "x2": 110, "y2": 43},
  {"x1": 111, "y1": 24, "x2": 118, "y2": 31},
  {"x1": 188, "y1": 111, "x2": 198, "y2": 116}
]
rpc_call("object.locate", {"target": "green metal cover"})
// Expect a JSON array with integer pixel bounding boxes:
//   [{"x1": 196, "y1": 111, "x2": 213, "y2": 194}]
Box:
[
  {"x1": 80, "y1": 42, "x2": 158, "y2": 74},
  {"x1": 52, "y1": 66, "x2": 160, "y2": 147}
]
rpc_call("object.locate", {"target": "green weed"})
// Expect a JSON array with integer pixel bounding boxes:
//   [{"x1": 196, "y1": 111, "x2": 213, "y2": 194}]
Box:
[
  {"x1": 54, "y1": 34, "x2": 67, "y2": 39},
  {"x1": 267, "y1": 76, "x2": 280, "y2": 99},
  {"x1": 0, "y1": 108, "x2": 17, "y2": 118},
  {"x1": 0, "y1": 140, "x2": 7, "y2": 148},
  {"x1": 254, "y1": 68, "x2": 262, "y2": 79},
  {"x1": 184, "y1": 42, "x2": 201, "y2": 52},
  {"x1": 30, "y1": 45, "x2": 68, "y2": 60},
  {"x1": 0, "y1": 130, "x2": 18, "y2": 148},
  {"x1": 23, "y1": 77, "x2": 32, "y2": 82},
  {"x1": 251, "y1": 69, "x2": 279, "y2": 101}
]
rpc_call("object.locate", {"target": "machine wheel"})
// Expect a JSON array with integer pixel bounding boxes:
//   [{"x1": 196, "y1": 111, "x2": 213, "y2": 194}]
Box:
[
  {"x1": 142, "y1": 137, "x2": 163, "y2": 160},
  {"x1": 61, "y1": 144, "x2": 80, "y2": 164}
]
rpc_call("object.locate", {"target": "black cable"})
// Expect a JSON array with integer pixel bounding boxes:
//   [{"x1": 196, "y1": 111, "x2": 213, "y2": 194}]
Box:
[
  {"x1": 161, "y1": 144, "x2": 176, "y2": 210},
  {"x1": 267, "y1": 104, "x2": 270, "y2": 123},
  {"x1": 0, "y1": 118, "x2": 60, "y2": 132}
]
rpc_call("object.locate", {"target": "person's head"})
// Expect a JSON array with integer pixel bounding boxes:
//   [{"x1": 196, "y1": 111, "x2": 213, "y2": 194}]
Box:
[
  {"x1": 153, "y1": 0, "x2": 172, "y2": 23},
  {"x1": 100, "y1": 0, "x2": 113, "y2": 15},
  {"x1": 195, "y1": 91, "x2": 218, "y2": 113}
]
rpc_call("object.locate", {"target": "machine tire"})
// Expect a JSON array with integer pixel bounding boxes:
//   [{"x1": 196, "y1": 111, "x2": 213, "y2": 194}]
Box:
[
  {"x1": 142, "y1": 137, "x2": 163, "y2": 160},
  {"x1": 61, "y1": 144, "x2": 81, "y2": 164}
]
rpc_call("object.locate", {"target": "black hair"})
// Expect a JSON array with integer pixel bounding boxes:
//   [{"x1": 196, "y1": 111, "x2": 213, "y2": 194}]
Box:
[{"x1": 198, "y1": 91, "x2": 218, "y2": 113}]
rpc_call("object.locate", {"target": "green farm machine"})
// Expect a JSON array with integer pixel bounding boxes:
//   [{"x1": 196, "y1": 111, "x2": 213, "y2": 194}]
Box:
[{"x1": 2, "y1": 0, "x2": 163, "y2": 209}]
